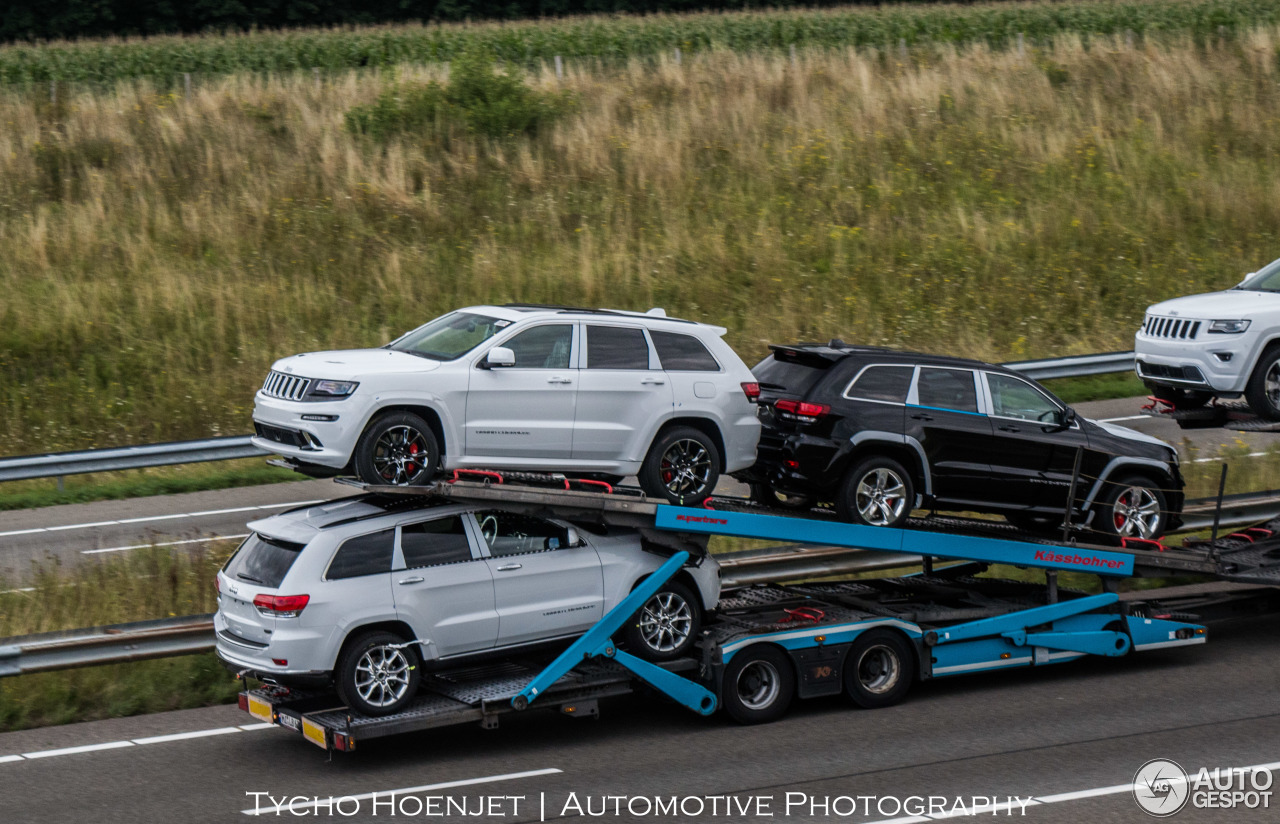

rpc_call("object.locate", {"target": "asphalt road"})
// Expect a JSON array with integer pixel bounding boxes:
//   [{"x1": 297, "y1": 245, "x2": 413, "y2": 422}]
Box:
[
  {"x1": 2, "y1": 612, "x2": 1278, "y2": 823},
  {"x1": 0, "y1": 395, "x2": 1275, "y2": 581}
]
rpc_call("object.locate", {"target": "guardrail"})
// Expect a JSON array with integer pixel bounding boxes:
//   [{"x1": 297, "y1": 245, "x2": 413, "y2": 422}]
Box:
[
  {"x1": 0, "y1": 614, "x2": 215, "y2": 678},
  {"x1": 0, "y1": 351, "x2": 1138, "y2": 484}
]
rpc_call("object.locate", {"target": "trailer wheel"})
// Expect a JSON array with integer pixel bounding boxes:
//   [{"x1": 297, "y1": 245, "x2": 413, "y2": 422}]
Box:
[
  {"x1": 721, "y1": 645, "x2": 795, "y2": 725},
  {"x1": 335, "y1": 631, "x2": 421, "y2": 717},
  {"x1": 844, "y1": 629, "x2": 914, "y2": 709}
]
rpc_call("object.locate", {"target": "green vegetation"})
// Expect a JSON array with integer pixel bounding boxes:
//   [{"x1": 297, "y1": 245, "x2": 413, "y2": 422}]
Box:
[
  {"x1": 346, "y1": 52, "x2": 575, "y2": 140},
  {"x1": 1040, "y1": 373, "x2": 1149, "y2": 406},
  {"x1": 3, "y1": 0, "x2": 1280, "y2": 84},
  {"x1": 0, "y1": 459, "x2": 298, "y2": 512},
  {"x1": 5, "y1": 24, "x2": 1280, "y2": 456},
  {"x1": 0, "y1": 543, "x2": 242, "y2": 731}
]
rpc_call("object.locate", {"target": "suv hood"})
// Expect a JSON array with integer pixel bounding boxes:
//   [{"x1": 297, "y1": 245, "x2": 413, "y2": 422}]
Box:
[
  {"x1": 270, "y1": 349, "x2": 441, "y2": 379},
  {"x1": 1090, "y1": 419, "x2": 1172, "y2": 451},
  {"x1": 1146, "y1": 290, "x2": 1277, "y2": 318}
]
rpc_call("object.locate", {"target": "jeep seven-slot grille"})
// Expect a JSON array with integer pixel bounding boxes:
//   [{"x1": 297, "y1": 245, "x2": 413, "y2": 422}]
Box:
[
  {"x1": 1141, "y1": 315, "x2": 1202, "y2": 341},
  {"x1": 261, "y1": 370, "x2": 312, "y2": 401}
]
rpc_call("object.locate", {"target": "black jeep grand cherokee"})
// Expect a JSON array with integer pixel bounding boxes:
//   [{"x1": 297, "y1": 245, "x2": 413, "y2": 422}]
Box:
[{"x1": 736, "y1": 342, "x2": 1183, "y2": 541}]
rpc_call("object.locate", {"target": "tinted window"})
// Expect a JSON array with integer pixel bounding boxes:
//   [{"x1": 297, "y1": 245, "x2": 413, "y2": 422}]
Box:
[
  {"x1": 987, "y1": 373, "x2": 1060, "y2": 422},
  {"x1": 327, "y1": 529, "x2": 394, "y2": 580},
  {"x1": 846, "y1": 365, "x2": 914, "y2": 403},
  {"x1": 651, "y1": 331, "x2": 720, "y2": 371},
  {"x1": 401, "y1": 516, "x2": 473, "y2": 568},
  {"x1": 505, "y1": 324, "x2": 573, "y2": 369},
  {"x1": 475, "y1": 511, "x2": 572, "y2": 558},
  {"x1": 915, "y1": 368, "x2": 978, "y2": 413},
  {"x1": 224, "y1": 534, "x2": 303, "y2": 588},
  {"x1": 752, "y1": 354, "x2": 831, "y2": 397},
  {"x1": 587, "y1": 326, "x2": 650, "y2": 369}
]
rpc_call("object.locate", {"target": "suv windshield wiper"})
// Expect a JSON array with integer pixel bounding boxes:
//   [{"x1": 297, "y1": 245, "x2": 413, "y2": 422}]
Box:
[{"x1": 236, "y1": 572, "x2": 264, "y2": 584}]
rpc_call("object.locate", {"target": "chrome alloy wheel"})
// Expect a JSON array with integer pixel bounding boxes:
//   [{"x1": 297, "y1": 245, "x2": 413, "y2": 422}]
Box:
[
  {"x1": 639, "y1": 591, "x2": 693, "y2": 653},
  {"x1": 735, "y1": 659, "x2": 782, "y2": 711},
  {"x1": 1112, "y1": 486, "x2": 1162, "y2": 538},
  {"x1": 855, "y1": 643, "x2": 902, "y2": 695},
  {"x1": 372, "y1": 425, "x2": 431, "y2": 485},
  {"x1": 855, "y1": 467, "x2": 908, "y2": 526},
  {"x1": 1266, "y1": 360, "x2": 1280, "y2": 411},
  {"x1": 659, "y1": 439, "x2": 713, "y2": 497},
  {"x1": 353, "y1": 645, "x2": 412, "y2": 708}
]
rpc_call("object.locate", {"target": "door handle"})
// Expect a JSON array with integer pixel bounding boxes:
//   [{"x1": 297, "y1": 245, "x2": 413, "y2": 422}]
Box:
[
  {"x1": 641, "y1": 378, "x2": 666, "y2": 385},
  {"x1": 495, "y1": 563, "x2": 522, "y2": 571},
  {"x1": 910, "y1": 414, "x2": 934, "y2": 422},
  {"x1": 398, "y1": 576, "x2": 425, "y2": 585},
  {"x1": 998, "y1": 425, "x2": 1021, "y2": 433},
  {"x1": 547, "y1": 377, "x2": 572, "y2": 384}
]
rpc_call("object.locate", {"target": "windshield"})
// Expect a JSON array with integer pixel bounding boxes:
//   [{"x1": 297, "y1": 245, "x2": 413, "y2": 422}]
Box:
[
  {"x1": 386, "y1": 312, "x2": 509, "y2": 360},
  {"x1": 1236, "y1": 258, "x2": 1280, "y2": 292}
]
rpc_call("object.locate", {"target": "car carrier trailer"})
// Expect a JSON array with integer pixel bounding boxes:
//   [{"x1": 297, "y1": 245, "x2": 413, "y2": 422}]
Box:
[{"x1": 237, "y1": 477, "x2": 1280, "y2": 754}]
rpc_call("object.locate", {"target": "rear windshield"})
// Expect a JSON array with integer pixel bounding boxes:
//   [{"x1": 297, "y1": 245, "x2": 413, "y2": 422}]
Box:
[
  {"x1": 752, "y1": 354, "x2": 831, "y2": 397},
  {"x1": 223, "y1": 534, "x2": 304, "y2": 588}
]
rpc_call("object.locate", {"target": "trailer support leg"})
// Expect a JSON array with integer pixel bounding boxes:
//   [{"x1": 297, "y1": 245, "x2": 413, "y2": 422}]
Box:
[{"x1": 512, "y1": 552, "x2": 717, "y2": 716}]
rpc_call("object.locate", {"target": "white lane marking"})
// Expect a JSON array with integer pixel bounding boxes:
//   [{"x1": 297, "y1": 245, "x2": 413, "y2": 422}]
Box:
[
  {"x1": 82, "y1": 534, "x2": 249, "y2": 555},
  {"x1": 22, "y1": 740, "x2": 135, "y2": 759},
  {"x1": 862, "y1": 760, "x2": 1280, "y2": 823},
  {"x1": 240, "y1": 769, "x2": 565, "y2": 816},
  {"x1": 1098, "y1": 415, "x2": 1149, "y2": 423},
  {"x1": 133, "y1": 727, "x2": 242, "y2": 745},
  {"x1": 1, "y1": 720, "x2": 280, "y2": 764},
  {"x1": 1193, "y1": 451, "x2": 1269, "y2": 463},
  {"x1": 0, "y1": 500, "x2": 324, "y2": 539}
]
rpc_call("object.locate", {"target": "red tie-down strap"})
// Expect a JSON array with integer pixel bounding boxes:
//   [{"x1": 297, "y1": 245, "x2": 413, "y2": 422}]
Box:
[
  {"x1": 778, "y1": 607, "x2": 825, "y2": 624},
  {"x1": 448, "y1": 469, "x2": 504, "y2": 484},
  {"x1": 1121, "y1": 536, "x2": 1168, "y2": 552}
]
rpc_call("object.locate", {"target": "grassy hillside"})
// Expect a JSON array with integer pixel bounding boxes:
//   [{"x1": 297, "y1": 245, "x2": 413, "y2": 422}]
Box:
[{"x1": 3, "y1": 31, "x2": 1280, "y2": 454}]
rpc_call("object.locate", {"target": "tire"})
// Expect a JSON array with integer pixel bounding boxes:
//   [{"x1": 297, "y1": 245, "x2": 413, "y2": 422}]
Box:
[
  {"x1": 843, "y1": 628, "x2": 915, "y2": 709},
  {"x1": 335, "y1": 631, "x2": 421, "y2": 717},
  {"x1": 353, "y1": 412, "x2": 440, "y2": 486},
  {"x1": 639, "y1": 426, "x2": 721, "y2": 505},
  {"x1": 1245, "y1": 344, "x2": 1280, "y2": 420},
  {"x1": 1004, "y1": 513, "x2": 1065, "y2": 534},
  {"x1": 836, "y1": 456, "x2": 915, "y2": 528},
  {"x1": 749, "y1": 483, "x2": 816, "y2": 511},
  {"x1": 1093, "y1": 474, "x2": 1169, "y2": 541},
  {"x1": 624, "y1": 580, "x2": 702, "y2": 661},
  {"x1": 721, "y1": 644, "x2": 795, "y2": 724},
  {"x1": 1148, "y1": 383, "x2": 1211, "y2": 411}
]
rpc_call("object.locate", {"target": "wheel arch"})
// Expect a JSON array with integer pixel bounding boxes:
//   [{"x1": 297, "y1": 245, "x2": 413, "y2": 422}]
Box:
[
  {"x1": 361, "y1": 404, "x2": 448, "y2": 459},
  {"x1": 333, "y1": 619, "x2": 422, "y2": 669},
  {"x1": 649, "y1": 416, "x2": 727, "y2": 471},
  {"x1": 1081, "y1": 458, "x2": 1177, "y2": 513},
  {"x1": 841, "y1": 435, "x2": 930, "y2": 499}
]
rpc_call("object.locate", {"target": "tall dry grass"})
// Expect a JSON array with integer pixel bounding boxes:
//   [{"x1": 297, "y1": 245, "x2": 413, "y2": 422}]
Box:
[{"x1": 3, "y1": 33, "x2": 1280, "y2": 453}]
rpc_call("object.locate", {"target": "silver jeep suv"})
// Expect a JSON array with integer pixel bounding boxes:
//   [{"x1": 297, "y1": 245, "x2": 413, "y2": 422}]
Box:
[
  {"x1": 250, "y1": 305, "x2": 762, "y2": 504},
  {"x1": 214, "y1": 495, "x2": 719, "y2": 716}
]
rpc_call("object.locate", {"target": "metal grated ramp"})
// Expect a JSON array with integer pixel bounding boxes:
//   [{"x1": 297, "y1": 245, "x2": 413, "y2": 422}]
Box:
[
  {"x1": 424, "y1": 658, "x2": 632, "y2": 706},
  {"x1": 307, "y1": 692, "x2": 476, "y2": 732}
]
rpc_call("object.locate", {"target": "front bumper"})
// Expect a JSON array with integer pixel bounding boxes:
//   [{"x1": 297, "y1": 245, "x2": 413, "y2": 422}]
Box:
[
  {"x1": 1134, "y1": 335, "x2": 1252, "y2": 394},
  {"x1": 251, "y1": 391, "x2": 364, "y2": 470}
]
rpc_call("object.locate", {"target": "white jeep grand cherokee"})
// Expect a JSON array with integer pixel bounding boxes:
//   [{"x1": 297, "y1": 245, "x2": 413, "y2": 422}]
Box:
[
  {"x1": 1136, "y1": 257, "x2": 1280, "y2": 419},
  {"x1": 251, "y1": 304, "x2": 761, "y2": 503}
]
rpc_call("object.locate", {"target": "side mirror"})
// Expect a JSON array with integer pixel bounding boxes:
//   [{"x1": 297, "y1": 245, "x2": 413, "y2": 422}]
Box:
[
  {"x1": 1051, "y1": 407, "x2": 1078, "y2": 431},
  {"x1": 482, "y1": 346, "x2": 515, "y2": 369},
  {"x1": 565, "y1": 527, "x2": 582, "y2": 548}
]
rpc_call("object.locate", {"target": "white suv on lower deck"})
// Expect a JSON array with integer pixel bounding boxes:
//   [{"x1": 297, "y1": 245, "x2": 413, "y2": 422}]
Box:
[
  {"x1": 251, "y1": 305, "x2": 761, "y2": 503},
  {"x1": 1136, "y1": 258, "x2": 1280, "y2": 419}
]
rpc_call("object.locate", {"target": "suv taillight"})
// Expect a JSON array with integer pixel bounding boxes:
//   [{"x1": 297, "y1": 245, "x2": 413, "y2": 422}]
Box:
[
  {"x1": 775, "y1": 399, "x2": 830, "y2": 421},
  {"x1": 253, "y1": 594, "x2": 310, "y2": 618},
  {"x1": 741, "y1": 382, "x2": 761, "y2": 403}
]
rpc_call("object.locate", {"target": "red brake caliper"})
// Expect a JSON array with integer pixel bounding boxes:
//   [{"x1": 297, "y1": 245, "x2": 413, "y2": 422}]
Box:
[
  {"x1": 406, "y1": 442, "x2": 419, "y2": 474},
  {"x1": 1114, "y1": 490, "x2": 1127, "y2": 529},
  {"x1": 661, "y1": 459, "x2": 674, "y2": 484}
]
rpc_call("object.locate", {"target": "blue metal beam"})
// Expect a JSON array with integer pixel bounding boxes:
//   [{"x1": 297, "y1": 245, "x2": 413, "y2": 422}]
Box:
[
  {"x1": 512, "y1": 552, "x2": 716, "y2": 714},
  {"x1": 928, "y1": 593, "x2": 1120, "y2": 645}
]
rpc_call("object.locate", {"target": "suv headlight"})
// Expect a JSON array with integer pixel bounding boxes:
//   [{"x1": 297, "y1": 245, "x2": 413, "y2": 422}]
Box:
[
  {"x1": 306, "y1": 380, "x2": 359, "y2": 399},
  {"x1": 1208, "y1": 319, "x2": 1251, "y2": 334}
]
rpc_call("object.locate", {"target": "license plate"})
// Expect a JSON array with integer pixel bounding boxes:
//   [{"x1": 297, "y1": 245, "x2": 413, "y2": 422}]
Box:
[
  {"x1": 302, "y1": 717, "x2": 328, "y2": 750},
  {"x1": 278, "y1": 713, "x2": 300, "y2": 732},
  {"x1": 247, "y1": 695, "x2": 274, "y2": 723}
]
